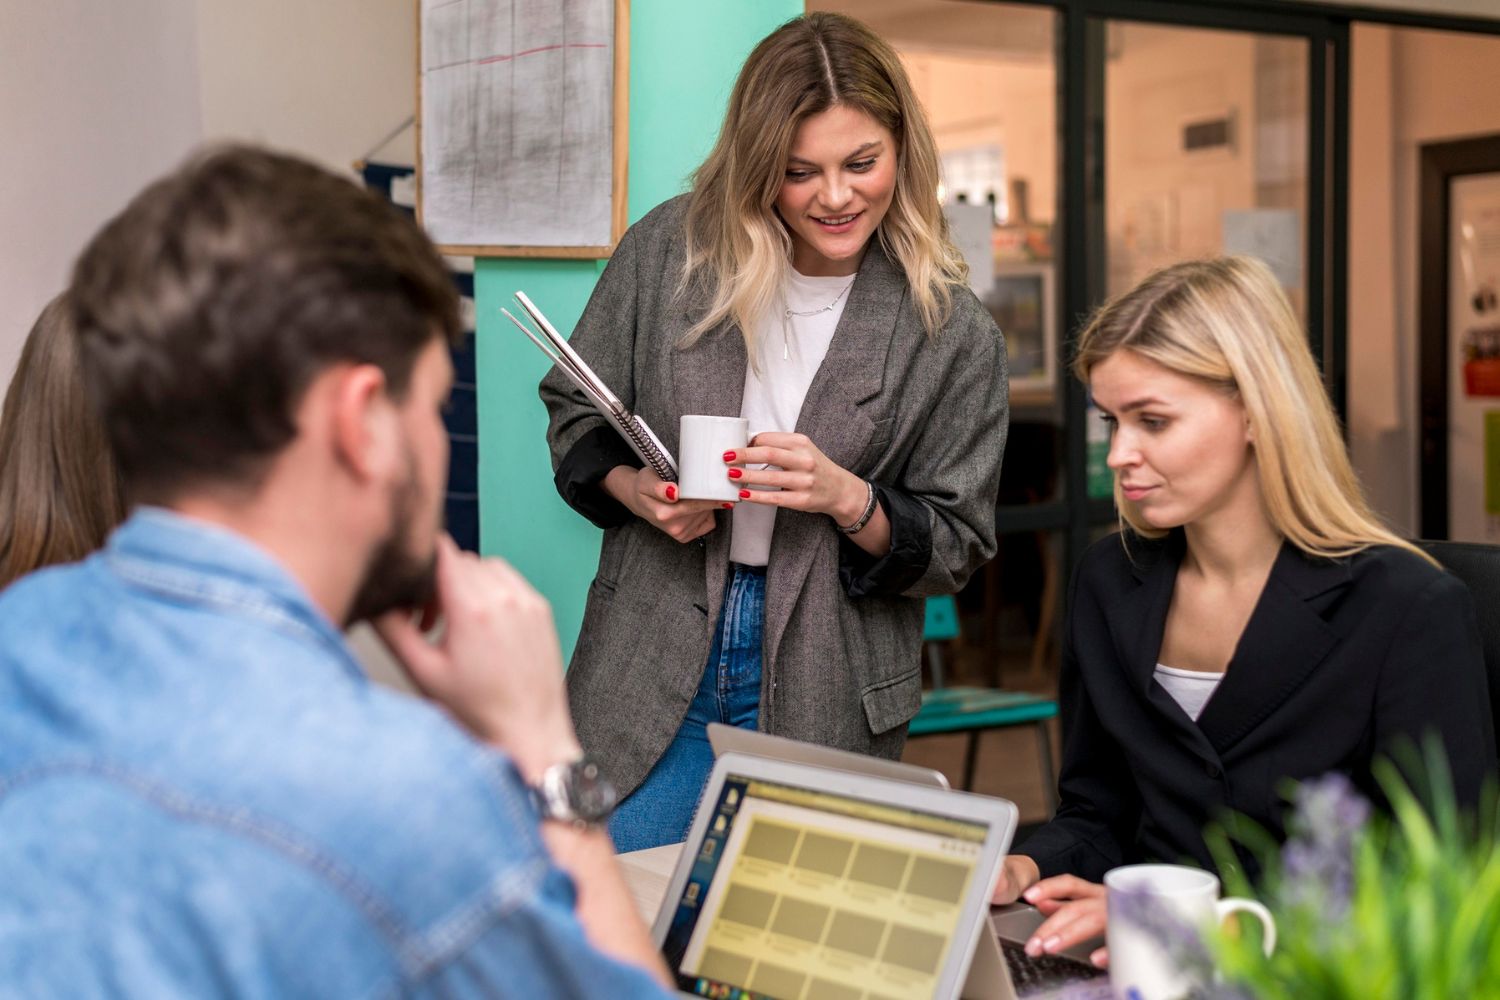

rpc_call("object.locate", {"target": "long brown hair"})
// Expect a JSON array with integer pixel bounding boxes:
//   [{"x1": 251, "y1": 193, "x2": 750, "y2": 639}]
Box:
[
  {"x1": 0, "y1": 294, "x2": 127, "y2": 588},
  {"x1": 1074, "y1": 256, "x2": 1433, "y2": 565},
  {"x1": 681, "y1": 11, "x2": 967, "y2": 349}
]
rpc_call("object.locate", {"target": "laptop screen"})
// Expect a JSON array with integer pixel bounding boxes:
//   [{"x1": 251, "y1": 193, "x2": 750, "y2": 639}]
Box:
[{"x1": 661, "y1": 770, "x2": 991, "y2": 1000}]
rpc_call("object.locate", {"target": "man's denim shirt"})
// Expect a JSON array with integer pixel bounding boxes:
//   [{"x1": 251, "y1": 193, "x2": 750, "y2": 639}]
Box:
[{"x1": 0, "y1": 509, "x2": 668, "y2": 998}]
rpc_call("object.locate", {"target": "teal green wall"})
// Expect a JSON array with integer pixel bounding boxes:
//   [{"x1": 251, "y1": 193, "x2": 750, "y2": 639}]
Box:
[{"x1": 475, "y1": 1, "x2": 800, "y2": 660}]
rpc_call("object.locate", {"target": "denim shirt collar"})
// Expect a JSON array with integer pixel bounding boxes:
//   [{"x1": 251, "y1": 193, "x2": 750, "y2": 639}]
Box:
[{"x1": 104, "y1": 507, "x2": 366, "y2": 684}]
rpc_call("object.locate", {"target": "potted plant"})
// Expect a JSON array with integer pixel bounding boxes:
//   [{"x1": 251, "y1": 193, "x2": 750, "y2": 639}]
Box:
[{"x1": 1204, "y1": 746, "x2": 1500, "y2": 999}]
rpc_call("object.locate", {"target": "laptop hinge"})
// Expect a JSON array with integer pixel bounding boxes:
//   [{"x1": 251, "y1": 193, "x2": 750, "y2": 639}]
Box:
[{"x1": 960, "y1": 914, "x2": 1011, "y2": 1000}]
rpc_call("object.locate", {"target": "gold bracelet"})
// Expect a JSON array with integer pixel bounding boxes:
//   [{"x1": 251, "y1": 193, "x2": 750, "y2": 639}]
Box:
[{"x1": 837, "y1": 480, "x2": 878, "y2": 535}]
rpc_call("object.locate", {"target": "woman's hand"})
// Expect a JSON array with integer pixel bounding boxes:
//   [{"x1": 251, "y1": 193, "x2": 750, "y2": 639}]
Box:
[
  {"x1": 602, "y1": 465, "x2": 722, "y2": 543},
  {"x1": 726, "y1": 432, "x2": 867, "y2": 523},
  {"x1": 992, "y1": 854, "x2": 1042, "y2": 905},
  {"x1": 1020, "y1": 875, "x2": 1110, "y2": 969}
]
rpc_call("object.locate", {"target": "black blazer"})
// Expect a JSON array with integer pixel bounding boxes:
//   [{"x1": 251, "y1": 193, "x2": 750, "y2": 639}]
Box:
[{"x1": 1018, "y1": 532, "x2": 1496, "y2": 883}]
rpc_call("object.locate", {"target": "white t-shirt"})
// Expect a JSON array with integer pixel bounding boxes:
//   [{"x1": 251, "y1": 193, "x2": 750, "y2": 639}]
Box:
[
  {"x1": 1153, "y1": 663, "x2": 1225, "y2": 722},
  {"x1": 729, "y1": 269, "x2": 855, "y2": 566}
]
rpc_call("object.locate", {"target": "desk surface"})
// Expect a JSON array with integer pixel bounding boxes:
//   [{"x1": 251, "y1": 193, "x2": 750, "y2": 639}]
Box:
[{"x1": 618, "y1": 842, "x2": 683, "y2": 924}]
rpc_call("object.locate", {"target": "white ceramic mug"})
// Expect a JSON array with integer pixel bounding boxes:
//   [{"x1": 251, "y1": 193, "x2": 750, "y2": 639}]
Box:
[
  {"x1": 1104, "y1": 864, "x2": 1275, "y2": 1000},
  {"x1": 678, "y1": 415, "x2": 750, "y2": 501}
]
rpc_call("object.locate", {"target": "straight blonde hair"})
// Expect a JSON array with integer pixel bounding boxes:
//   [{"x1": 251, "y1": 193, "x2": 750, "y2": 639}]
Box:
[
  {"x1": 680, "y1": 11, "x2": 967, "y2": 351},
  {"x1": 1074, "y1": 256, "x2": 1433, "y2": 565}
]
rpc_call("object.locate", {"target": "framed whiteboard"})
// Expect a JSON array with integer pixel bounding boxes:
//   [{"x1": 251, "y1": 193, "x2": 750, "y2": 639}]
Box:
[{"x1": 416, "y1": 0, "x2": 628, "y2": 257}]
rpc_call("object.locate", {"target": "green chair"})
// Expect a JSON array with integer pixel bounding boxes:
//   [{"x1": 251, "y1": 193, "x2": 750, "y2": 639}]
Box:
[{"x1": 908, "y1": 594, "x2": 1060, "y2": 808}]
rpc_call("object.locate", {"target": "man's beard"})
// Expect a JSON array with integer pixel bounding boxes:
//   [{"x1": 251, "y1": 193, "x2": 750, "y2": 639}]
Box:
[{"x1": 344, "y1": 445, "x2": 439, "y2": 627}]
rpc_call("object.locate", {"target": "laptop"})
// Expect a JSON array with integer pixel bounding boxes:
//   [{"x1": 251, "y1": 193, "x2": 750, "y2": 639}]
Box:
[
  {"x1": 706, "y1": 723, "x2": 950, "y2": 789},
  {"x1": 988, "y1": 906, "x2": 1110, "y2": 999},
  {"x1": 650, "y1": 751, "x2": 1108, "y2": 999},
  {"x1": 705, "y1": 725, "x2": 1107, "y2": 995}
]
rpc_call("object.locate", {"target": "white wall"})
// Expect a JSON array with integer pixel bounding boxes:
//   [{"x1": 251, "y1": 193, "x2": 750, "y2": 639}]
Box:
[
  {"x1": 0, "y1": 0, "x2": 415, "y2": 387},
  {"x1": 0, "y1": 0, "x2": 202, "y2": 382},
  {"x1": 1, "y1": 0, "x2": 417, "y2": 687},
  {"x1": 193, "y1": 0, "x2": 415, "y2": 173}
]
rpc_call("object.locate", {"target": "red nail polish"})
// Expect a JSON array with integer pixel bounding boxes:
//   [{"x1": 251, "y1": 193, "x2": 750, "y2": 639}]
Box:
[
  {"x1": 723, "y1": 450, "x2": 737, "y2": 463},
  {"x1": 728, "y1": 468, "x2": 742, "y2": 480},
  {"x1": 665, "y1": 484, "x2": 677, "y2": 501},
  {"x1": 721, "y1": 502, "x2": 733, "y2": 509},
  {"x1": 738, "y1": 489, "x2": 751, "y2": 500}
]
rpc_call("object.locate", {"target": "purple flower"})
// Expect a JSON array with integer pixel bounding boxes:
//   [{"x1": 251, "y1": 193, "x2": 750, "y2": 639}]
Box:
[{"x1": 1278, "y1": 772, "x2": 1371, "y2": 922}]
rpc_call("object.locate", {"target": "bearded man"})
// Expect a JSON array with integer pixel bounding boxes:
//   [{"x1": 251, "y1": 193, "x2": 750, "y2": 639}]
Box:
[{"x1": 0, "y1": 146, "x2": 671, "y2": 998}]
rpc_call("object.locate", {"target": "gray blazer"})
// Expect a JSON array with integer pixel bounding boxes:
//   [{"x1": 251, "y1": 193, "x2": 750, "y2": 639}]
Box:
[{"x1": 541, "y1": 196, "x2": 1008, "y2": 796}]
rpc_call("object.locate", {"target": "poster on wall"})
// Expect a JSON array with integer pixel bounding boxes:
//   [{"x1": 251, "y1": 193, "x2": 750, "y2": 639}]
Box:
[
  {"x1": 1222, "y1": 208, "x2": 1302, "y2": 290},
  {"x1": 1447, "y1": 172, "x2": 1500, "y2": 541},
  {"x1": 944, "y1": 200, "x2": 995, "y2": 300},
  {"x1": 416, "y1": 0, "x2": 627, "y2": 256}
]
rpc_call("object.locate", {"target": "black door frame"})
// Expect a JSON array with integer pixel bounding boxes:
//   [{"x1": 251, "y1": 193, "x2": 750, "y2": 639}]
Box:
[{"x1": 1417, "y1": 135, "x2": 1500, "y2": 540}]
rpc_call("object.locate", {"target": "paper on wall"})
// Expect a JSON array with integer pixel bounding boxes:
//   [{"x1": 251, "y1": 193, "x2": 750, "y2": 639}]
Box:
[
  {"x1": 945, "y1": 200, "x2": 996, "y2": 300},
  {"x1": 1222, "y1": 208, "x2": 1302, "y2": 288}
]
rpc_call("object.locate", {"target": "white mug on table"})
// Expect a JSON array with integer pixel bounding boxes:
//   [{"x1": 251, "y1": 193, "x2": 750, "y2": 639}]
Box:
[
  {"x1": 1104, "y1": 863, "x2": 1275, "y2": 1000},
  {"x1": 678, "y1": 415, "x2": 750, "y2": 502}
]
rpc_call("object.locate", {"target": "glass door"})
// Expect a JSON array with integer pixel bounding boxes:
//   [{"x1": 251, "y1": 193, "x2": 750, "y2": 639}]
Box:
[
  {"x1": 1061, "y1": 3, "x2": 1345, "y2": 575},
  {"x1": 1101, "y1": 23, "x2": 1309, "y2": 316}
]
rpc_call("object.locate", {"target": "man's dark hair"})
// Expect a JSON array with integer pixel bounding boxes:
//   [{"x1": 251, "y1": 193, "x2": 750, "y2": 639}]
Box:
[{"x1": 70, "y1": 145, "x2": 462, "y2": 501}]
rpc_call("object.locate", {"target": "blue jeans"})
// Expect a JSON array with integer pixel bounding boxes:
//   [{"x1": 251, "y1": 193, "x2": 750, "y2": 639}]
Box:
[{"x1": 608, "y1": 565, "x2": 765, "y2": 853}]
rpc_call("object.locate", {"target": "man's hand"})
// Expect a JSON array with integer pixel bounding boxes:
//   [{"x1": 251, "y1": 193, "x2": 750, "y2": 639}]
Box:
[
  {"x1": 603, "y1": 465, "x2": 721, "y2": 543},
  {"x1": 372, "y1": 534, "x2": 579, "y2": 781},
  {"x1": 374, "y1": 534, "x2": 673, "y2": 987}
]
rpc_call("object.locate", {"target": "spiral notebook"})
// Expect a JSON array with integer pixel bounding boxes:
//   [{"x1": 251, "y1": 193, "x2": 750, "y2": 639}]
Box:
[{"x1": 502, "y1": 291, "x2": 678, "y2": 483}]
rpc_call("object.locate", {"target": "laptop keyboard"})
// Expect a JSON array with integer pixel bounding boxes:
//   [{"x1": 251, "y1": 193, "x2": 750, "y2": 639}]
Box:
[{"x1": 1001, "y1": 939, "x2": 1108, "y2": 997}]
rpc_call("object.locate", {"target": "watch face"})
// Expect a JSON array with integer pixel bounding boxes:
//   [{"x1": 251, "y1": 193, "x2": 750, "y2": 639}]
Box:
[
  {"x1": 571, "y1": 761, "x2": 619, "y2": 820},
  {"x1": 536, "y1": 758, "x2": 620, "y2": 825}
]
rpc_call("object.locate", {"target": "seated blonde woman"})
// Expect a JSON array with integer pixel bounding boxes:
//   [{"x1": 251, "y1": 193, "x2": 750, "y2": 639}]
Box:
[
  {"x1": 0, "y1": 293, "x2": 126, "y2": 589},
  {"x1": 992, "y1": 256, "x2": 1494, "y2": 966}
]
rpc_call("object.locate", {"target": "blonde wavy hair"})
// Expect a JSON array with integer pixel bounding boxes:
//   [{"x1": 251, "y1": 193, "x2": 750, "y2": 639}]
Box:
[
  {"x1": 680, "y1": 11, "x2": 967, "y2": 350},
  {"x1": 1074, "y1": 256, "x2": 1432, "y2": 565}
]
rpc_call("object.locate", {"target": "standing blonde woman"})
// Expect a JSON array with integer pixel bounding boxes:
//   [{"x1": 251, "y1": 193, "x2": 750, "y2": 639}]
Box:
[
  {"x1": 0, "y1": 294, "x2": 126, "y2": 590},
  {"x1": 990, "y1": 256, "x2": 1494, "y2": 968},
  {"x1": 542, "y1": 12, "x2": 1008, "y2": 850}
]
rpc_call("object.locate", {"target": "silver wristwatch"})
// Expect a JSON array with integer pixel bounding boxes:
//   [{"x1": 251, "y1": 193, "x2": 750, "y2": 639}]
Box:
[{"x1": 529, "y1": 756, "x2": 618, "y2": 828}]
